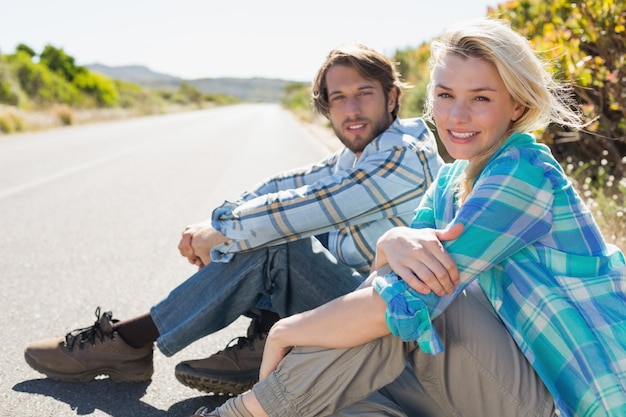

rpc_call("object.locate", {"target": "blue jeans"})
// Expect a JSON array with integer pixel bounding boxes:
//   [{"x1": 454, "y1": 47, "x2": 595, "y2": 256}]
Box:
[{"x1": 150, "y1": 237, "x2": 364, "y2": 356}]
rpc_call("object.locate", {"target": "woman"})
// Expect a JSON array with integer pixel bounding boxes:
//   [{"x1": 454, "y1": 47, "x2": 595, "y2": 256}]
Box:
[{"x1": 194, "y1": 18, "x2": 626, "y2": 417}]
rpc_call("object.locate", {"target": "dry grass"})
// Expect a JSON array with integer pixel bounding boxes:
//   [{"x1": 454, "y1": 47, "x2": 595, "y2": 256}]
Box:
[
  {"x1": 0, "y1": 105, "x2": 25, "y2": 133},
  {"x1": 576, "y1": 178, "x2": 626, "y2": 253}
]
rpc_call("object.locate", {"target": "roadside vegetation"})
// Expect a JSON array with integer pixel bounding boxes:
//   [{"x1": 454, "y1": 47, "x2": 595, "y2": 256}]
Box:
[
  {"x1": 284, "y1": 0, "x2": 625, "y2": 250},
  {"x1": 0, "y1": 44, "x2": 240, "y2": 133}
]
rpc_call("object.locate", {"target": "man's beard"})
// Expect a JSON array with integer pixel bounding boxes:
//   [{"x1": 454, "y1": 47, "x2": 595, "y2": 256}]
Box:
[{"x1": 333, "y1": 112, "x2": 393, "y2": 154}]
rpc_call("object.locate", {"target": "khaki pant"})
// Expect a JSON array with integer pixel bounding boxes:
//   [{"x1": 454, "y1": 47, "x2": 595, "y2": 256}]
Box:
[{"x1": 253, "y1": 284, "x2": 555, "y2": 417}]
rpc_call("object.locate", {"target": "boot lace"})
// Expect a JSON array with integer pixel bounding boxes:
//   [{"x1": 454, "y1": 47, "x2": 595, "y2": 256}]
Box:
[
  {"x1": 64, "y1": 307, "x2": 117, "y2": 351},
  {"x1": 218, "y1": 317, "x2": 267, "y2": 354},
  {"x1": 222, "y1": 335, "x2": 262, "y2": 353}
]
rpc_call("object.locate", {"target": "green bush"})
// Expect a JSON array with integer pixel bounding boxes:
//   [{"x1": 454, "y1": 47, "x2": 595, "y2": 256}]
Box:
[
  {"x1": 0, "y1": 81, "x2": 15, "y2": 105},
  {"x1": 73, "y1": 71, "x2": 119, "y2": 107},
  {"x1": 281, "y1": 82, "x2": 310, "y2": 110},
  {"x1": 116, "y1": 80, "x2": 165, "y2": 114},
  {"x1": 0, "y1": 114, "x2": 12, "y2": 133},
  {"x1": 394, "y1": 43, "x2": 456, "y2": 162},
  {"x1": 115, "y1": 80, "x2": 144, "y2": 108},
  {"x1": 281, "y1": 82, "x2": 315, "y2": 121},
  {"x1": 392, "y1": 0, "x2": 625, "y2": 182},
  {"x1": 1, "y1": 43, "x2": 242, "y2": 116},
  {"x1": 8, "y1": 51, "x2": 80, "y2": 105},
  {"x1": 10, "y1": 51, "x2": 50, "y2": 97},
  {"x1": 179, "y1": 83, "x2": 203, "y2": 107},
  {"x1": 39, "y1": 45, "x2": 84, "y2": 82},
  {"x1": 15, "y1": 43, "x2": 36, "y2": 59},
  {"x1": 0, "y1": 61, "x2": 21, "y2": 106},
  {"x1": 0, "y1": 108, "x2": 24, "y2": 133},
  {"x1": 395, "y1": 44, "x2": 430, "y2": 119},
  {"x1": 494, "y1": 0, "x2": 626, "y2": 250},
  {"x1": 389, "y1": 0, "x2": 625, "y2": 249},
  {"x1": 493, "y1": 0, "x2": 625, "y2": 182},
  {"x1": 203, "y1": 93, "x2": 240, "y2": 106}
]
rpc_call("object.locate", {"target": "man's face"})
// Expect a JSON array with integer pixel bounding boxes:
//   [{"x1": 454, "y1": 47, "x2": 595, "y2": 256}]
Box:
[{"x1": 326, "y1": 65, "x2": 397, "y2": 156}]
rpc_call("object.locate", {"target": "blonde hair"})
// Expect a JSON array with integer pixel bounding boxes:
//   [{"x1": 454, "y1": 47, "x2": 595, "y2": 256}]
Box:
[{"x1": 423, "y1": 18, "x2": 585, "y2": 201}]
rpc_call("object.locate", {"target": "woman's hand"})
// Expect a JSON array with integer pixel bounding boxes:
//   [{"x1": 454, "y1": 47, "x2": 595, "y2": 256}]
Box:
[
  {"x1": 374, "y1": 223, "x2": 463, "y2": 296},
  {"x1": 259, "y1": 331, "x2": 293, "y2": 380},
  {"x1": 258, "y1": 286, "x2": 390, "y2": 379}
]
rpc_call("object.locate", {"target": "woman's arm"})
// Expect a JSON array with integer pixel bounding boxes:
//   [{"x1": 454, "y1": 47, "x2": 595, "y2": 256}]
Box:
[
  {"x1": 373, "y1": 224, "x2": 463, "y2": 296},
  {"x1": 260, "y1": 281, "x2": 389, "y2": 379}
]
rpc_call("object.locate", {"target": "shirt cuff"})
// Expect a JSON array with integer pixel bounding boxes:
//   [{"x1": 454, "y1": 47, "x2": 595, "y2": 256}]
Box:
[{"x1": 373, "y1": 272, "x2": 444, "y2": 355}]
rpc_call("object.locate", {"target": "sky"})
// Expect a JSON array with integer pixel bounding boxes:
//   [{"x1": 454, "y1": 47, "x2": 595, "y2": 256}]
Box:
[{"x1": 2, "y1": 0, "x2": 499, "y2": 82}]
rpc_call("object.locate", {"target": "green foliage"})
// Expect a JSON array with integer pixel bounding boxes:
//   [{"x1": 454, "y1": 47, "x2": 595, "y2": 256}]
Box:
[
  {"x1": 280, "y1": 82, "x2": 316, "y2": 122},
  {"x1": 39, "y1": 44, "x2": 86, "y2": 82},
  {"x1": 8, "y1": 50, "x2": 80, "y2": 105},
  {"x1": 9, "y1": 51, "x2": 49, "y2": 97},
  {"x1": 394, "y1": 43, "x2": 453, "y2": 161},
  {"x1": 492, "y1": 0, "x2": 625, "y2": 182},
  {"x1": 493, "y1": 0, "x2": 626, "y2": 249},
  {"x1": 15, "y1": 43, "x2": 36, "y2": 58},
  {"x1": 0, "y1": 80, "x2": 15, "y2": 105},
  {"x1": 282, "y1": 82, "x2": 311, "y2": 110},
  {"x1": 1, "y1": 44, "x2": 148, "y2": 109},
  {"x1": 0, "y1": 59, "x2": 23, "y2": 106},
  {"x1": 162, "y1": 83, "x2": 239, "y2": 108},
  {"x1": 178, "y1": 82, "x2": 203, "y2": 106},
  {"x1": 0, "y1": 107, "x2": 24, "y2": 133},
  {"x1": 0, "y1": 41, "x2": 262, "y2": 120},
  {"x1": 73, "y1": 70, "x2": 119, "y2": 107},
  {"x1": 116, "y1": 80, "x2": 154, "y2": 109},
  {"x1": 395, "y1": 43, "x2": 431, "y2": 119},
  {"x1": 390, "y1": 0, "x2": 625, "y2": 247},
  {"x1": 392, "y1": 0, "x2": 625, "y2": 178},
  {"x1": 203, "y1": 93, "x2": 241, "y2": 106}
]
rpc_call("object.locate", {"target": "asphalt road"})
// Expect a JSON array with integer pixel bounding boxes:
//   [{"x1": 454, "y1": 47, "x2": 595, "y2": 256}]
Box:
[{"x1": 0, "y1": 103, "x2": 333, "y2": 417}]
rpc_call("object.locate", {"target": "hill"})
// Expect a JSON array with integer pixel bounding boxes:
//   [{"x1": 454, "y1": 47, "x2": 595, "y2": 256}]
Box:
[{"x1": 86, "y1": 64, "x2": 301, "y2": 103}]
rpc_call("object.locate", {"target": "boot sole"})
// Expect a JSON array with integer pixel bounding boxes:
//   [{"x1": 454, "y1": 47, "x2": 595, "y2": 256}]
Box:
[
  {"x1": 24, "y1": 351, "x2": 154, "y2": 383},
  {"x1": 174, "y1": 362, "x2": 258, "y2": 395}
]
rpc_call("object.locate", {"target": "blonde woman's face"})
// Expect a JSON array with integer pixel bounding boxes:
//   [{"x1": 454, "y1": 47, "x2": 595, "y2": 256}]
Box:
[{"x1": 432, "y1": 54, "x2": 525, "y2": 162}]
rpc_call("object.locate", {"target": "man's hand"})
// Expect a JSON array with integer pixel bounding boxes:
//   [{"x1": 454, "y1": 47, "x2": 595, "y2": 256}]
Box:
[
  {"x1": 178, "y1": 220, "x2": 229, "y2": 269},
  {"x1": 373, "y1": 223, "x2": 463, "y2": 296}
]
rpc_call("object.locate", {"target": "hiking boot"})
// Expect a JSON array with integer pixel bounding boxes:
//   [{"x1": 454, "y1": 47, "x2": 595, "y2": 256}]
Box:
[
  {"x1": 175, "y1": 318, "x2": 266, "y2": 395},
  {"x1": 24, "y1": 307, "x2": 154, "y2": 382}
]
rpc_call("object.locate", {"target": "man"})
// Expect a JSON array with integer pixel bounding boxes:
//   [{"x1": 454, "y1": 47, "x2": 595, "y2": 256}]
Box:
[{"x1": 24, "y1": 43, "x2": 443, "y2": 396}]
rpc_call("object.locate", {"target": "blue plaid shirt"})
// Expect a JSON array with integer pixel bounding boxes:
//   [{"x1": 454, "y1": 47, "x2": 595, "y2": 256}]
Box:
[
  {"x1": 211, "y1": 118, "x2": 443, "y2": 275},
  {"x1": 374, "y1": 133, "x2": 626, "y2": 416}
]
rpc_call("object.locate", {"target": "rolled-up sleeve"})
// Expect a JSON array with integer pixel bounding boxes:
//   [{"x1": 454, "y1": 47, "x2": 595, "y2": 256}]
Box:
[{"x1": 373, "y1": 272, "x2": 445, "y2": 354}]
